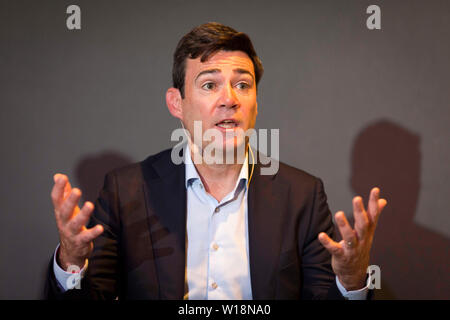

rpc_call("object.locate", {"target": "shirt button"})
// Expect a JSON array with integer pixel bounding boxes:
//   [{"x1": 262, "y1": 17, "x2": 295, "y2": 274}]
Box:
[
  {"x1": 212, "y1": 243, "x2": 219, "y2": 251},
  {"x1": 214, "y1": 207, "x2": 220, "y2": 213},
  {"x1": 211, "y1": 282, "x2": 218, "y2": 290}
]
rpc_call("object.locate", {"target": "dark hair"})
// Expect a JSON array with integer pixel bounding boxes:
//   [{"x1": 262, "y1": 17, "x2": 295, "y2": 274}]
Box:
[{"x1": 172, "y1": 22, "x2": 264, "y2": 98}]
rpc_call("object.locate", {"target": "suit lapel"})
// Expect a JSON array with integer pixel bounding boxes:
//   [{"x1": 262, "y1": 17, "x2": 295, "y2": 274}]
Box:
[
  {"x1": 142, "y1": 151, "x2": 186, "y2": 299},
  {"x1": 248, "y1": 160, "x2": 288, "y2": 299}
]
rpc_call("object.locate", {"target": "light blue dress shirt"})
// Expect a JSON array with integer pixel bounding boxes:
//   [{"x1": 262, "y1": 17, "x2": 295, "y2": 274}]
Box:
[{"x1": 184, "y1": 144, "x2": 252, "y2": 299}]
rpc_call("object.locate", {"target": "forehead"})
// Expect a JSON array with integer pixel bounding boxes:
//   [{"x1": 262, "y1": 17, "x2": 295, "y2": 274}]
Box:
[{"x1": 185, "y1": 50, "x2": 255, "y2": 78}]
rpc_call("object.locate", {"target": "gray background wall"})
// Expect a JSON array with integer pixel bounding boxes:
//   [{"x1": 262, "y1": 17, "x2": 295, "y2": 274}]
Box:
[{"x1": 1, "y1": 0, "x2": 449, "y2": 299}]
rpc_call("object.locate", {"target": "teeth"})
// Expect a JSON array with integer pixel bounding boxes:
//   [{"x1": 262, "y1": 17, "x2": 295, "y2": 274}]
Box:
[
  {"x1": 217, "y1": 123, "x2": 235, "y2": 129},
  {"x1": 216, "y1": 121, "x2": 236, "y2": 129}
]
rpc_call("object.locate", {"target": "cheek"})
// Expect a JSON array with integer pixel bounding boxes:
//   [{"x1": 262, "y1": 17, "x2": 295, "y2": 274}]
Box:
[
  {"x1": 192, "y1": 93, "x2": 218, "y2": 114},
  {"x1": 183, "y1": 97, "x2": 213, "y2": 123},
  {"x1": 244, "y1": 100, "x2": 258, "y2": 119}
]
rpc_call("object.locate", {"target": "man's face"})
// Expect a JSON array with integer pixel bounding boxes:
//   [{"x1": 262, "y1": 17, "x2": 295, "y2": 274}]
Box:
[{"x1": 180, "y1": 50, "x2": 258, "y2": 156}]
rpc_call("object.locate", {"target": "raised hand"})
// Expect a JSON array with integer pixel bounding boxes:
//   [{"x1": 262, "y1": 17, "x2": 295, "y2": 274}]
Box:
[
  {"x1": 318, "y1": 187, "x2": 387, "y2": 290},
  {"x1": 51, "y1": 173, "x2": 104, "y2": 271}
]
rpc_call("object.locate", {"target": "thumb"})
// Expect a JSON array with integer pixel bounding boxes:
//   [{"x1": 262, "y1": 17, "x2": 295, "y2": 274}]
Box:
[{"x1": 318, "y1": 232, "x2": 344, "y2": 257}]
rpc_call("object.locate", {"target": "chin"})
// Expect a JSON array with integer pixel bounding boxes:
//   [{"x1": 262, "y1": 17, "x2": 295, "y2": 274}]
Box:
[
  {"x1": 223, "y1": 138, "x2": 247, "y2": 163},
  {"x1": 201, "y1": 137, "x2": 247, "y2": 165}
]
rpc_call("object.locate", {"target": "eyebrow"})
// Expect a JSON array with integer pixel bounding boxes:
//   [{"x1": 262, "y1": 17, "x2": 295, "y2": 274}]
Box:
[
  {"x1": 195, "y1": 68, "x2": 255, "y2": 82},
  {"x1": 234, "y1": 68, "x2": 254, "y2": 80}
]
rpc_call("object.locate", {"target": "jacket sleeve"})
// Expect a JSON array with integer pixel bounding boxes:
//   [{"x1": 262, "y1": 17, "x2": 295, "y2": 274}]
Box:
[{"x1": 300, "y1": 178, "x2": 345, "y2": 300}]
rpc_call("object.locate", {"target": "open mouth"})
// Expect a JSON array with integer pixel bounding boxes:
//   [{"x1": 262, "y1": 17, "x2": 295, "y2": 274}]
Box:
[{"x1": 215, "y1": 119, "x2": 238, "y2": 129}]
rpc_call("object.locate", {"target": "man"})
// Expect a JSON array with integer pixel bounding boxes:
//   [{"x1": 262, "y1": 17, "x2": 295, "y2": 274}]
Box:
[{"x1": 45, "y1": 22, "x2": 387, "y2": 299}]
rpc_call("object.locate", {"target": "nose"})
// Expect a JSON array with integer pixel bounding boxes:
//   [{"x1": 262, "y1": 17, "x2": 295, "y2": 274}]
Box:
[{"x1": 218, "y1": 83, "x2": 239, "y2": 109}]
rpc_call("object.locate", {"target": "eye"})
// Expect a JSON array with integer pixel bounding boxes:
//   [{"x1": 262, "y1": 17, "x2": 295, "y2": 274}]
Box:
[
  {"x1": 202, "y1": 82, "x2": 216, "y2": 90},
  {"x1": 236, "y1": 82, "x2": 250, "y2": 90}
]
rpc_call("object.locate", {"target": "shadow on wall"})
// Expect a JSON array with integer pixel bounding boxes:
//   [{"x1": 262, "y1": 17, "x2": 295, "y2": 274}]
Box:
[
  {"x1": 350, "y1": 119, "x2": 450, "y2": 299},
  {"x1": 75, "y1": 151, "x2": 134, "y2": 203}
]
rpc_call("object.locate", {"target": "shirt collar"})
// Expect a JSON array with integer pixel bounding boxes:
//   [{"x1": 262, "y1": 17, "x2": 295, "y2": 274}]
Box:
[{"x1": 184, "y1": 143, "x2": 249, "y2": 191}]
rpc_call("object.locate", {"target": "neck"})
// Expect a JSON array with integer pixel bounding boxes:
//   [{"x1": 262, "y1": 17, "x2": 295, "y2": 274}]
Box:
[{"x1": 189, "y1": 144, "x2": 247, "y2": 202}]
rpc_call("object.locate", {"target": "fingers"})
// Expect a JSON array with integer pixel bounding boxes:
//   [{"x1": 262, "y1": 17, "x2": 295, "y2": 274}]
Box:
[
  {"x1": 367, "y1": 187, "x2": 380, "y2": 223},
  {"x1": 51, "y1": 173, "x2": 101, "y2": 236},
  {"x1": 78, "y1": 225, "x2": 104, "y2": 243},
  {"x1": 51, "y1": 174, "x2": 67, "y2": 208},
  {"x1": 318, "y1": 232, "x2": 344, "y2": 257},
  {"x1": 375, "y1": 198, "x2": 388, "y2": 225},
  {"x1": 54, "y1": 173, "x2": 72, "y2": 196},
  {"x1": 62, "y1": 177, "x2": 72, "y2": 199},
  {"x1": 335, "y1": 211, "x2": 358, "y2": 248},
  {"x1": 58, "y1": 188, "x2": 82, "y2": 223},
  {"x1": 67, "y1": 201, "x2": 94, "y2": 234},
  {"x1": 353, "y1": 196, "x2": 369, "y2": 240},
  {"x1": 51, "y1": 173, "x2": 73, "y2": 206},
  {"x1": 51, "y1": 173, "x2": 103, "y2": 265},
  {"x1": 368, "y1": 187, "x2": 388, "y2": 225},
  {"x1": 378, "y1": 198, "x2": 387, "y2": 211}
]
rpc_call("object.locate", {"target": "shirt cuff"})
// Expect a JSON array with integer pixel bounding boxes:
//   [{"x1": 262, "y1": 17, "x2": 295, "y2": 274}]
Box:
[
  {"x1": 335, "y1": 276, "x2": 369, "y2": 300},
  {"x1": 53, "y1": 244, "x2": 88, "y2": 291}
]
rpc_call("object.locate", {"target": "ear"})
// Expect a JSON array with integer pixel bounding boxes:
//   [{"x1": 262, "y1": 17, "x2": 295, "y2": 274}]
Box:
[{"x1": 166, "y1": 88, "x2": 183, "y2": 119}]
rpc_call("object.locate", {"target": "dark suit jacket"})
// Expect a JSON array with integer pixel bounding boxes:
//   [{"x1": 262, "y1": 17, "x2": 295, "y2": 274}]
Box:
[{"x1": 45, "y1": 148, "x2": 346, "y2": 300}]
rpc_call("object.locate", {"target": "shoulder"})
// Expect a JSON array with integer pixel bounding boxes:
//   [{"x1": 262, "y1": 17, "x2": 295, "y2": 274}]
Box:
[
  {"x1": 252, "y1": 153, "x2": 328, "y2": 211},
  {"x1": 257, "y1": 152, "x2": 322, "y2": 190},
  {"x1": 105, "y1": 148, "x2": 174, "y2": 185},
  {"x1": 277, "y1": 161, "x2": 325, "y2": 203},
  {"x1": 277, "y1": 161, "x2": 320, "y2": 186}
]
